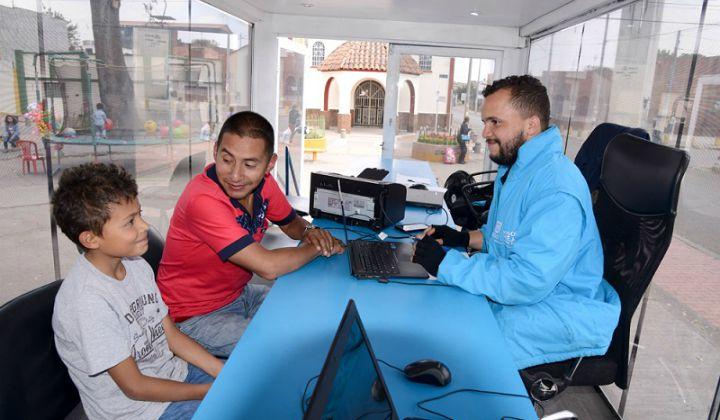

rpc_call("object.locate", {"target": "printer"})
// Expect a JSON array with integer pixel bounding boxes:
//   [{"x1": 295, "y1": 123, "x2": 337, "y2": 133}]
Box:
[{"x1": 309, "y1": 172, "x2": 406, "y2": 231}]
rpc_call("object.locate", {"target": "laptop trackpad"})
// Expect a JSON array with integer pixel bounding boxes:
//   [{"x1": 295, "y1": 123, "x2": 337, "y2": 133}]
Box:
[{"x1": 393, "y1": 243, "x2": 430, "y2": 279}]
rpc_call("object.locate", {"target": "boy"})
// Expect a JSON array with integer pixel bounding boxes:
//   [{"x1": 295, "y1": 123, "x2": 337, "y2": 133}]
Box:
[
  {"x1": 51, "y1": 163, "x2": 224, "y2": 420},
  {"x1": 93, "y1": 103, "x2": 107, "y2": 139}
]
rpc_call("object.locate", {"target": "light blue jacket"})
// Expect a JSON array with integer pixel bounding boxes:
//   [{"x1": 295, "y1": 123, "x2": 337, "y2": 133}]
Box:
[{"x1": 437, "y1": 126, "x2": 621, "y2": 369}]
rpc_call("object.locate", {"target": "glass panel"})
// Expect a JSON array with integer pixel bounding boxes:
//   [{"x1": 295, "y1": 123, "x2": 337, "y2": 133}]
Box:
[
  {"x1": 0, "y1": 1, "x2": 251, "y2": 305},
  {"x1": 277, "y1": 40, "x2": 305, "y2": 197},
  {"x1": 393, "y1": 54, "x2": 496, "y2": 187},
  {"x1": 529, "y1": 1, "x2": 720, "y2": 416}
]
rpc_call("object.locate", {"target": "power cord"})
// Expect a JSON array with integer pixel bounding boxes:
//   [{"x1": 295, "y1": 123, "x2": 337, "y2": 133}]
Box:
[
  {"x1": 300, "y1": 373, "x2": 320, "y2": 415},
  {"x1": 377, "y1": 358, "x2": 405, "y2": 374},
  {"x1": 415, "y1": 388, "x2": 531, "y2": 420}
]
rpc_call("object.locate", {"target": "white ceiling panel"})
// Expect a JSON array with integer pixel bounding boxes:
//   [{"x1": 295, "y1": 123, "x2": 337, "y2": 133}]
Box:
[{"x1": 233, "y1": 0, "x2": 598, "y2": 28}]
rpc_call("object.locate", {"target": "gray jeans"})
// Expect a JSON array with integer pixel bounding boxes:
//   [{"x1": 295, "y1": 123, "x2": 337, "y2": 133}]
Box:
[{"x1": 177, "y1": 284, "x2": 269, "y2": 357}]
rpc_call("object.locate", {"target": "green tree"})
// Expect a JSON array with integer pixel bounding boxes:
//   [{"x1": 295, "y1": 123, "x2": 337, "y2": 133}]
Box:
[{"x1": 90, "y1": 0, "x2": 137, "y2": 132}]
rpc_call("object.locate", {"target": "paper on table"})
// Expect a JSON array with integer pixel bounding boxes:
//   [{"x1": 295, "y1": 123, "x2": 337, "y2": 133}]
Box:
[{"x1": 396, "y1": 174, "x2": 434, "y2": 186}]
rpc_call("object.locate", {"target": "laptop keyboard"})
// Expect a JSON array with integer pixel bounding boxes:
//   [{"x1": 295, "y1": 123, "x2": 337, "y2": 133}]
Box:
[{"x1": 349, "y1": 240, "x2": 400, "y2": 277}]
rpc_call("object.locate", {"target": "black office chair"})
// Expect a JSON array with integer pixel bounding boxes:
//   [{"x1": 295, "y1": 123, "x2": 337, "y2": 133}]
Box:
[
  {"x1": 574, "y1": 122, "x2": 650, "y2": 197},
  {"x1": 141, "y1": 224, "x2": 165, "y2": 279},
  {"x1": 520, "y1": 133, "x2": 690, "y2": 416},
  {"x1": 444, "y1": 170, "x2": 496, "y2": 230},
  {"x1": 0, "y1": 280, "x2": 81, "y2": 420}
]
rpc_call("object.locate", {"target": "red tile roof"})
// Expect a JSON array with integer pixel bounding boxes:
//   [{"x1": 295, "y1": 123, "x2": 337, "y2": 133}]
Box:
[{"x1": 319, "y1": 41, "x2": 421, "y2": 75}]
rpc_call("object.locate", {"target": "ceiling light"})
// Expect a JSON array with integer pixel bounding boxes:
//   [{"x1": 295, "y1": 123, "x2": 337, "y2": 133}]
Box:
[
  {"x1": 470, "y1": 11, "x2": 480, "y2": 16},
  {"x1": 301, "y1": 2, "x2": 314, "y2": 7}
]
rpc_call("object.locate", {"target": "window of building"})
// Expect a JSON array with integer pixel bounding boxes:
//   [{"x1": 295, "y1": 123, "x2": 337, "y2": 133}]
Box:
[
  {"x1": 312, "y1": 42, "x2": 325, "y2": 67},
  {"x1": 419, "y1": 55, "x2": 432, "y2": 71}
]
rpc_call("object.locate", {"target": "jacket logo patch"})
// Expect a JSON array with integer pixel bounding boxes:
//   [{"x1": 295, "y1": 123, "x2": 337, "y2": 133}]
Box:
[{"x1": 492, "y1": 220, "x2": 516, "y2": 247}]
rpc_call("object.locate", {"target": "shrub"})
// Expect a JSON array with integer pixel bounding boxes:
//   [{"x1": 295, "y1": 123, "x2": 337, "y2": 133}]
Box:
[
  {"x1": 417, "y1": 132, "x2": 456, "y2": 145},
  {"x1": 305, "y1": 129, "x2": 324, "y2": 139}
]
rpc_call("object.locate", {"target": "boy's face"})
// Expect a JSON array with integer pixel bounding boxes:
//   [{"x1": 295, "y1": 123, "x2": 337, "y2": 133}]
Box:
[
  {"x1": 85, "y1": 198, "x2": 149, "y2": 258},
  {"x1": 213, "y1": 133, "x2": 277, "y2": 200}
]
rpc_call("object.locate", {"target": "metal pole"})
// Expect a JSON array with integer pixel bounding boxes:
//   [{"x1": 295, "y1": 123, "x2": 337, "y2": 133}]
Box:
[
  {"x1": 44, "y1": 138, "x2": 61, "y2": 280},
  {"x1": 675, "y1": 0, "x2": 709, "y2": 149},
  {"x1": 464, "y1": 59, "x2": 473, "y2": 117}
]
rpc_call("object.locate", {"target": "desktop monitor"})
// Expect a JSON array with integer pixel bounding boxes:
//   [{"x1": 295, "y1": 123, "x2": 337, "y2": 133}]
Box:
[{"x1": 304, "y1": 300, "x2": 399, "y2": 420}]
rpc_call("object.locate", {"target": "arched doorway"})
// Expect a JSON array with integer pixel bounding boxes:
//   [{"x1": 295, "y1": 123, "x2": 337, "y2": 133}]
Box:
[{"x1": 353, "y1": 80, "x2": 384, "y2": 126}]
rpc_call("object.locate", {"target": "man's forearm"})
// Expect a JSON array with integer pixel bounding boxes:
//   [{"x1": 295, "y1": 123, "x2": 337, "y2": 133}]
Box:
[
  {"x1": 280, "y1": 215, "x2": 309, "y2": 240},
  {"x1": 468, "y1": 230, "x2": 484, "y2": 250},
  {"x1": 257, "y1": 243, "x2": 319, "y2": 279}
]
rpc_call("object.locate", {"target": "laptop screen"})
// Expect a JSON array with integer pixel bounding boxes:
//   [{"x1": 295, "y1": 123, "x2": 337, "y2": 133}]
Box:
[{"x1": 304, "y1": 300, "x2": 398, "y2": 420}]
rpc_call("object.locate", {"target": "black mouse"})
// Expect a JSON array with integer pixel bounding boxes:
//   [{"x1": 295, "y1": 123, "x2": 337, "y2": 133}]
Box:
[
  {"x1": 403, "y1": 359, "x2": 451, "y2": 387},
  {"x1": 409, "y1": 184, "x2": 428, "y2": 190}
]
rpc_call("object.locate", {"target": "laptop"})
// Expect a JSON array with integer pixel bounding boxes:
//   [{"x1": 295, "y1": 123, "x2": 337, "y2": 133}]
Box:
[
  {"x1": 304, "y1": 300, "x2": 399, "y2": 420},
  {"x1": 336, "y1": 180, "x2": 430, "y2": 279}
]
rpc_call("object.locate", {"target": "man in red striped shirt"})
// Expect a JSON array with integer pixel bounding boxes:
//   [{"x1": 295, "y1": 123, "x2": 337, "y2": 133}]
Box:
[{"x1": 158, "y1": 112, "x2": 344, "y2": 357}]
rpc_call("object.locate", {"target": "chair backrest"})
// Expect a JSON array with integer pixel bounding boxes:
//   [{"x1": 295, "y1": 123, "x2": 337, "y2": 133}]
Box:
[
  {"x1": 0, "y1": 280, "x2": 80, "y2": 419},
  {"x1": 141, "y1": 225, "x2": 165, "y2": 279},
  {"x1": 575, "y1": 123, "x2": 650, "y2": 193},
  {"x1": 16, "y1": 140, "x2": 37, "y2": 159},
  {"x1": 595, "y1": 133, "x2": 689, "y2": 388},
  {"x1": 443, "y1": 170, "x2": 495, "y2": 230}
]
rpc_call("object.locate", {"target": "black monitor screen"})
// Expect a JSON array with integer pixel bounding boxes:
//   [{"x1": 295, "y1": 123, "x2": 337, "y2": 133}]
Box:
[{"x1": 304, "y1": 300, "x2": 397, "y2": 420}]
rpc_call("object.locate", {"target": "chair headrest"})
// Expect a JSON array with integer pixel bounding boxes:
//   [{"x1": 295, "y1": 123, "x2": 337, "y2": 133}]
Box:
[{"x1": 600, "y1": 134, "x2": 689, "y2": 215}]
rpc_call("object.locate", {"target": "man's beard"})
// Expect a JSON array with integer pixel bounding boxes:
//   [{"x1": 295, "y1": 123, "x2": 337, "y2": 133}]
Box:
[{"x1": 489, "y1": 131, "x2": 525, "y2": 166}]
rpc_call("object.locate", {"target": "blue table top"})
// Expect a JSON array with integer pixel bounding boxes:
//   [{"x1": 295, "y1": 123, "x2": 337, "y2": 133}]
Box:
[{"x1": 193, "y1": 160, "x2": 536, "y2": 420}]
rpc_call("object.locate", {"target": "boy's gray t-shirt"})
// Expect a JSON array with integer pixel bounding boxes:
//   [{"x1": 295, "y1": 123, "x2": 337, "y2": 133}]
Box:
[{"x1": 52, "y1": 255, "x2": 188, "y2": 420}]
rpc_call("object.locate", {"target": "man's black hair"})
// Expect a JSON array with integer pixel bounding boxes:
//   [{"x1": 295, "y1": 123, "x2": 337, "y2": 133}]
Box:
[
  {"x1": 52, "y1": 163, "x2": 138, "y2": 250},
  {"x1": 482, "y1": 75, "x2": 550, "y2": 130},
  {"x1": 217, "y1": 111, "x2": 275, "y2": 157}
]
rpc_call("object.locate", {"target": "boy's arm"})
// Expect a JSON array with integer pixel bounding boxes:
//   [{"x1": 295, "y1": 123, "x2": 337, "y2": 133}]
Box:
[
  {"x1": 107, "y1": 357, "x2": 210, "y2": 402},
  {"x1": 162, "y1": 316, "x2": 224, "y2": 378}
]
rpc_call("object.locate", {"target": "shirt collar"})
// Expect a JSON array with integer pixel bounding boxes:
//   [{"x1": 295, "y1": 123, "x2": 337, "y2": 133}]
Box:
[{"x1": 498, "y1": 125, "x2": 563, "y2": 179}]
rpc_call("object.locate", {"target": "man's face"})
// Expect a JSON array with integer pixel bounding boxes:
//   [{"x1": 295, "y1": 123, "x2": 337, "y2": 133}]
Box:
[
  {"x1": 214, "y1": 133, "x2": 276, "y2": 200},
  {"x1": 481, "y1": 88, "x2": 532, "y2": 166},
  {"x1": 93, "y1": 198, "x2": 149, "y2": 258}
]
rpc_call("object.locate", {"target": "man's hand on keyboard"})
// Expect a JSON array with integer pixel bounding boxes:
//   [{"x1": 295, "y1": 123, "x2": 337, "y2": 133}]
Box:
[{"x1": 412, "y1": 235, "x2": 446, "y2": 276}]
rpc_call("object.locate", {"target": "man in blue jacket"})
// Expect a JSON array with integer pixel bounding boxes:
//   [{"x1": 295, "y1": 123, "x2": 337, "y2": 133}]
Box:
[{"x1": 412, "y1": 75, "x2": 620, "y2": 369}]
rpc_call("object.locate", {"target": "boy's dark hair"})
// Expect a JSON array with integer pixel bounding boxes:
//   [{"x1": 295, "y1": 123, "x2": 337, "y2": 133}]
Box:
[
  {"x1": 217, "y1": 111, "x2": 274, "y2": 157},
  {"x1": 52, "y1": 163, "x2": 138, "y2": 250},
  {"x1": 96, "y1": 103, "x2": 103, "y2": 110},
  {"x1": 482, "y1": 75, "x2": 550, "y2": 131}
]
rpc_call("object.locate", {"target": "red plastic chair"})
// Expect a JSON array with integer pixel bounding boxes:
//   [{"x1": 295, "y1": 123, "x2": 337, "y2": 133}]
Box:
[{"x1": 17, "y1": 140, "x2": 46, "y2": 174}]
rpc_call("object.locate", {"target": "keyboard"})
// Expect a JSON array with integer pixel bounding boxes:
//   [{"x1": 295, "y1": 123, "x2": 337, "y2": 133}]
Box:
[{"x1": 349, "y1": 240, "x2": 400, "y2": 277}]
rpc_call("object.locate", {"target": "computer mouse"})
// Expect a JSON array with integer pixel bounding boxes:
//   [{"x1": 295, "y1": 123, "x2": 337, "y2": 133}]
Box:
[
  {"x1": 409, "y1": 184, "x2": 428, "y2": 190},
  {"x1": 403, "y1": 359, "x2": 451, "y2": 387}
]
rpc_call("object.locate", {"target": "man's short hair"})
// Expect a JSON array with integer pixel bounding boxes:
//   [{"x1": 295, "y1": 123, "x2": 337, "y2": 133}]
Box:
[
  {"x1": 217, "y1": 111, "x2": 275, "y2": 157},
  {"x1": 482, "y1": 75, "x2": 550, "y2": 130},
  {"x1": 52, "y1": 163, "x2": 138, "y2": 250}
]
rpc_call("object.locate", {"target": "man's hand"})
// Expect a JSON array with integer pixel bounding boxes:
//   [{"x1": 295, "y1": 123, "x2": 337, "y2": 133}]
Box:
[
  {"x1": 412, "y1": 236, "x2": 447, "y2": 277},
  {"x1": 304, "y1": 228, "x2": 345, "y2": 257},
  {"x1": 303, "y1": 227, "x2": 336, "y2": 256},
  {"x1": 421, "y1": 225, "x2": 469, "y2": 248}
]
